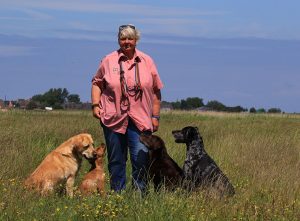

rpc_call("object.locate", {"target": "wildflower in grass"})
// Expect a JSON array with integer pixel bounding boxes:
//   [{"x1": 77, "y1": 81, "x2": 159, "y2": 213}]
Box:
[
  {"x1": 0, "y1": 201, "x2": 7, "y2": 209},
  {"x1": 189, "y1": 214, "x2": 196, "y2": 221}
]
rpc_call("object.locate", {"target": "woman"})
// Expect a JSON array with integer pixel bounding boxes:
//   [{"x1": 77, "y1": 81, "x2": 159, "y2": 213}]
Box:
[{"x1": 91, "y1": 24, "x2": 163, "y2": 193}]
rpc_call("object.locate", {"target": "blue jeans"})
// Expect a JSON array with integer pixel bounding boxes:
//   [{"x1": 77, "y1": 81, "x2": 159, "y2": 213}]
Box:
[{"x1": 101, "y1": 119, "x2": 150, "y2": 192}]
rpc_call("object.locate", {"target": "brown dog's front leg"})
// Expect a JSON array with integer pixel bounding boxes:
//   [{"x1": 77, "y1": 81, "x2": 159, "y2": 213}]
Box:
[{"x1": 66, "y1": 176, "x2": 75, "y2": 197}]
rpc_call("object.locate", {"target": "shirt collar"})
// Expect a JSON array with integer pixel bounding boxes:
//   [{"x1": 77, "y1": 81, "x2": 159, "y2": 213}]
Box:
[{"x1": 118, "y1": 49, "x2": 141, "y2": 62}]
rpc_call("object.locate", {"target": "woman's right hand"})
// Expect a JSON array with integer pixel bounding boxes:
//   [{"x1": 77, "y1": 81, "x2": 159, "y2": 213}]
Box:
[{"x1": 92, "y1": 106, "x2": 101, "y2": 119}]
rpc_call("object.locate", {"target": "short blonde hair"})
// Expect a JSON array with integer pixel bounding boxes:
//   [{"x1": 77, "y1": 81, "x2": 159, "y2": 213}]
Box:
[{"x1": 118, "y1": 24, "x2": 140, "y2": 42}]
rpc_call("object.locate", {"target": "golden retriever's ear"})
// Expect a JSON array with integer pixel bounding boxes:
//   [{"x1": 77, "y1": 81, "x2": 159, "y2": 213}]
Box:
[
  {"x1": 82, "y1": 136, "x2": 93, "y2": 147},
  {"x1": 70, "y1": 139, "x2": 84, "y2": 150},
  {"x1": 82, "y1": 142, "x2": 89, "y2": 147}
]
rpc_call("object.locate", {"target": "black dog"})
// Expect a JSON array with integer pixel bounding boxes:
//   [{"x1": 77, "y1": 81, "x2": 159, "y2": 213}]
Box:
[
  {"x1": 140, "y1": 134, "x2": 183, "y2": 191},
  {"x1": 172, "y1": 126, "x2": 235, "y2": 196}
]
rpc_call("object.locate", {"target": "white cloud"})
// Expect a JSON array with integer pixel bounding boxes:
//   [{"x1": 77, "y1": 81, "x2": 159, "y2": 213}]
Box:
[
  {"x1": 2, "y1": 0, "x2": 299, "y2": 40},
  {"x1": 0, "y1": 8, "x2": 53, "y2": 21},
  {"x1": 21, "y1": 8, "x2": 53, "y2": 20},
  {"x1": 138, "y1": 18, "x2": 206, "y2": 26},
  {"x1": 2, "y1": 0, "x2": 225, "y2": 17},
  {"x1": 0, "y1": 45, "x2": 35, "y2": 57},
  {"x1": 0, "y1": 0, "x2": 229, "y2": 40}
]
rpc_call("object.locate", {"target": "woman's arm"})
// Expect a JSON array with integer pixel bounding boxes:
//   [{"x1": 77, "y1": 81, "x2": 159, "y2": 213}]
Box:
[
  {"x1": 152, "y1": 89, "x2": 161, "y2": 132},
  {"x1": 91, "y1": 84, "x2": 101, "y2": 119}
]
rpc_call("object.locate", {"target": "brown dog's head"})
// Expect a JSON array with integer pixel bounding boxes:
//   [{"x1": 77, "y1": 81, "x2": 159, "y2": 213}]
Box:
[
  {"x1": 95, "y1": 143, "x2": 106, "y2": 158},
  {"x1": 71, "y1": 133, "x2": 96, "y2": 159},
  {"x1": 140, "y1": 134, "x2": 167, "y2": 158},
  {"x1": 87, "y1": 143, "x2": 106, "y2": 168}
]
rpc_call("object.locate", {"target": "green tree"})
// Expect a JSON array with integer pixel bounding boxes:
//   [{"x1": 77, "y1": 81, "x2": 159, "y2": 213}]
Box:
[
  {"x1": 30, "y1": 88, "x2": 70, "y2": 109},
  {"x1": 43, "y1": 88, "x2": 69, "y2": 105},
  {"x1": 171, "y1": 100, "x2": 181, "y2": 109},
  {"x1": 26, "y1": 100, "x2": 38, "y2": 110},
  {"x1": 185, "y1": 97, "x2": 204, "y2": 109},
  {"x1": 249, "y1": 107, "x2": 256, "y2": 113},
  {"x1": 206, "y1": 100, "x2": 226, "y2": 111},
  {"x1": 268, "y1": 108, "x2": 281, "y2": 113},
  {"x1": 257, "y1": 108, "x2": 266, "y2": 113},
  {"x1": 67, "y1": 94, "x2": 81, "y2": 104},
  {"x1": 170, "y1": 97, "x2": 205, "y2": 110},
  {"x1": 225, "y1": 106, "x2": 247, "y2": 112},
  {"x1": 180, "y1": 99, "x2": 188, "y2": 110}
]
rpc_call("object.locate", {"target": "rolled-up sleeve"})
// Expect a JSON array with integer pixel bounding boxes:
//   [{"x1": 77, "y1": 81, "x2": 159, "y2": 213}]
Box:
[
  {"x1": 150, "y1": 60, "x2": 164, "y2": 91},
  {"x1": 92, "y1": 60, "x2": 106, "y2": 91}
]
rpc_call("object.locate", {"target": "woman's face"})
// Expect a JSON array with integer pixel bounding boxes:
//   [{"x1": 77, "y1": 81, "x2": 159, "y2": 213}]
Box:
[{"x1": 119, "y1": 37, "x2": 136, "y2": 55}]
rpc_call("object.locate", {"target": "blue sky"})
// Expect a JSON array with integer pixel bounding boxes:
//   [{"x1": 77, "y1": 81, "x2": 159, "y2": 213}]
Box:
[{"x1": 1, "y1": 0, "x2": 300, "y2": 112}]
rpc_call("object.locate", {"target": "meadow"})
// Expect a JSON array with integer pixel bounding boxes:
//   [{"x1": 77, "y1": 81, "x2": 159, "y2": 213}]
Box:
[{"x1": 0, "y1": 110, "x2": 299, "y2": 221}]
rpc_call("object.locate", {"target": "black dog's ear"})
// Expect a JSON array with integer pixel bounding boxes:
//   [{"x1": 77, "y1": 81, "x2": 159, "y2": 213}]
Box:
[{"x1": 184, "y1": 127, "x2": 193, "y2": 142}]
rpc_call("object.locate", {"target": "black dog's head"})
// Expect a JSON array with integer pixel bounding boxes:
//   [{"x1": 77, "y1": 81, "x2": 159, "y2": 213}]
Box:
[
  {"x1": 139, "y1": 134, "x2": 167, "y2": 158},
  {"x1": 172, "y1": 126, "x2": 199, "y2": 143}
]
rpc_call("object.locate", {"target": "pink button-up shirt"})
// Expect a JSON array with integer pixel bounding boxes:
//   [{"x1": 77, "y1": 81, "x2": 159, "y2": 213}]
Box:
[{"x1": 92, "y1": 49, "x2": 164, "y2": 134}]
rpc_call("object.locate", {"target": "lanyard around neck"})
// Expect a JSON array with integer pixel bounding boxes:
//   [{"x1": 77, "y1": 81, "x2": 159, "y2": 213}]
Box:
[{"x1": 119, "y1": 57, "x2": 142, "y2": 98}]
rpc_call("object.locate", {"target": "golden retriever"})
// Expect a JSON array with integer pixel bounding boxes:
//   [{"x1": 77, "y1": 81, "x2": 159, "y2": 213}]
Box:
[
  {"x1": 24, "y1": 133, "x2": 96, "y2": 197},
  {"x1": 79, "y1": 143, "x2": 106, "y2": 195}
]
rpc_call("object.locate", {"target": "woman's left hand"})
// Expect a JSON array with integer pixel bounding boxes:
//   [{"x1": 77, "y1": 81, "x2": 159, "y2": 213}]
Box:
[{"x1": 152, "y1": 118, "x2": 159, "y2": 132}]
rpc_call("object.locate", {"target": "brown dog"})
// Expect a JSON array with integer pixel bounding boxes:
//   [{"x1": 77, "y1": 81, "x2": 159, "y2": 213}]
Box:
[
  {"x1": 140, "y1": 134, "x2": 183, "y2": 191},
  {"x1": 79, "y1": 143, "x2": 106, "y2": 195},
  {"x1": 24, "y1": 133, "x2": 96, "y2": 197}
]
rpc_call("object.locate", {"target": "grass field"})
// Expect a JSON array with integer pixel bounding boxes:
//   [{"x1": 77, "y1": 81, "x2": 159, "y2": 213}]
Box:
[{"x1": 0, "y1": 110, "x2": 299, "y2": 220}]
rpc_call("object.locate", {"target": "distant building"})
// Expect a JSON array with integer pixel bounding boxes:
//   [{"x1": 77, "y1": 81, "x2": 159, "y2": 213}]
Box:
[
  {"x1": 63, "y1": 102, "x2": 92, "y2": 110},
  {"x1": 8, "y1": 101, "x2": 14, "y2": 109},
  {"x1": 196, "y1": 106, "x2": 212, "y2": 112},
  {"x1": 161, "y1": 102, "x2": 173, "y2": 111},
  {"x1": 17, "y1": 99, "x2": 29, "y2": 109}
]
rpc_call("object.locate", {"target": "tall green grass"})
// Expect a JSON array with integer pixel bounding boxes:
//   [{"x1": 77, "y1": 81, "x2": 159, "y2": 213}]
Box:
[{"x1": 0, "y1": 110, "x2": 299, "y2": 220}]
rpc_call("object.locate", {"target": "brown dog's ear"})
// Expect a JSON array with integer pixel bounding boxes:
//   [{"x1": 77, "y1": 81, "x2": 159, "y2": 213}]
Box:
[{"x1": 100, "y1": 143, "x2": 106, "y2": 152}]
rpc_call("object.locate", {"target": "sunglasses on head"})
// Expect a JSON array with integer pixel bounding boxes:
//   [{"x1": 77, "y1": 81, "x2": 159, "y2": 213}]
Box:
[{"x1": 119, "y1": 25, "x2": 135, "y2": 31}]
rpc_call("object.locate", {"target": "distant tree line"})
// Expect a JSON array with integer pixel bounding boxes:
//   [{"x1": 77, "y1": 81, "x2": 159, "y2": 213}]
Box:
[
  {"x1": 162, "y1": 97, "x2": 282, "y2": 113},
  {"x1": 162, "y1": 97, "x2": 247, "y2": 112},
  {"x1": 6, "y1": 88, "x2": 282, "y2": 113},
  {"x1": 249, "y1": 107, "x2": 282, "y2": 114}
]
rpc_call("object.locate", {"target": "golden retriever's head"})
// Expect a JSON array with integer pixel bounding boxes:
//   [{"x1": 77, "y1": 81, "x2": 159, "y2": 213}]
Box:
[{"x1": 71, "y1": 133, "x2": 96, "y2": 159}]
